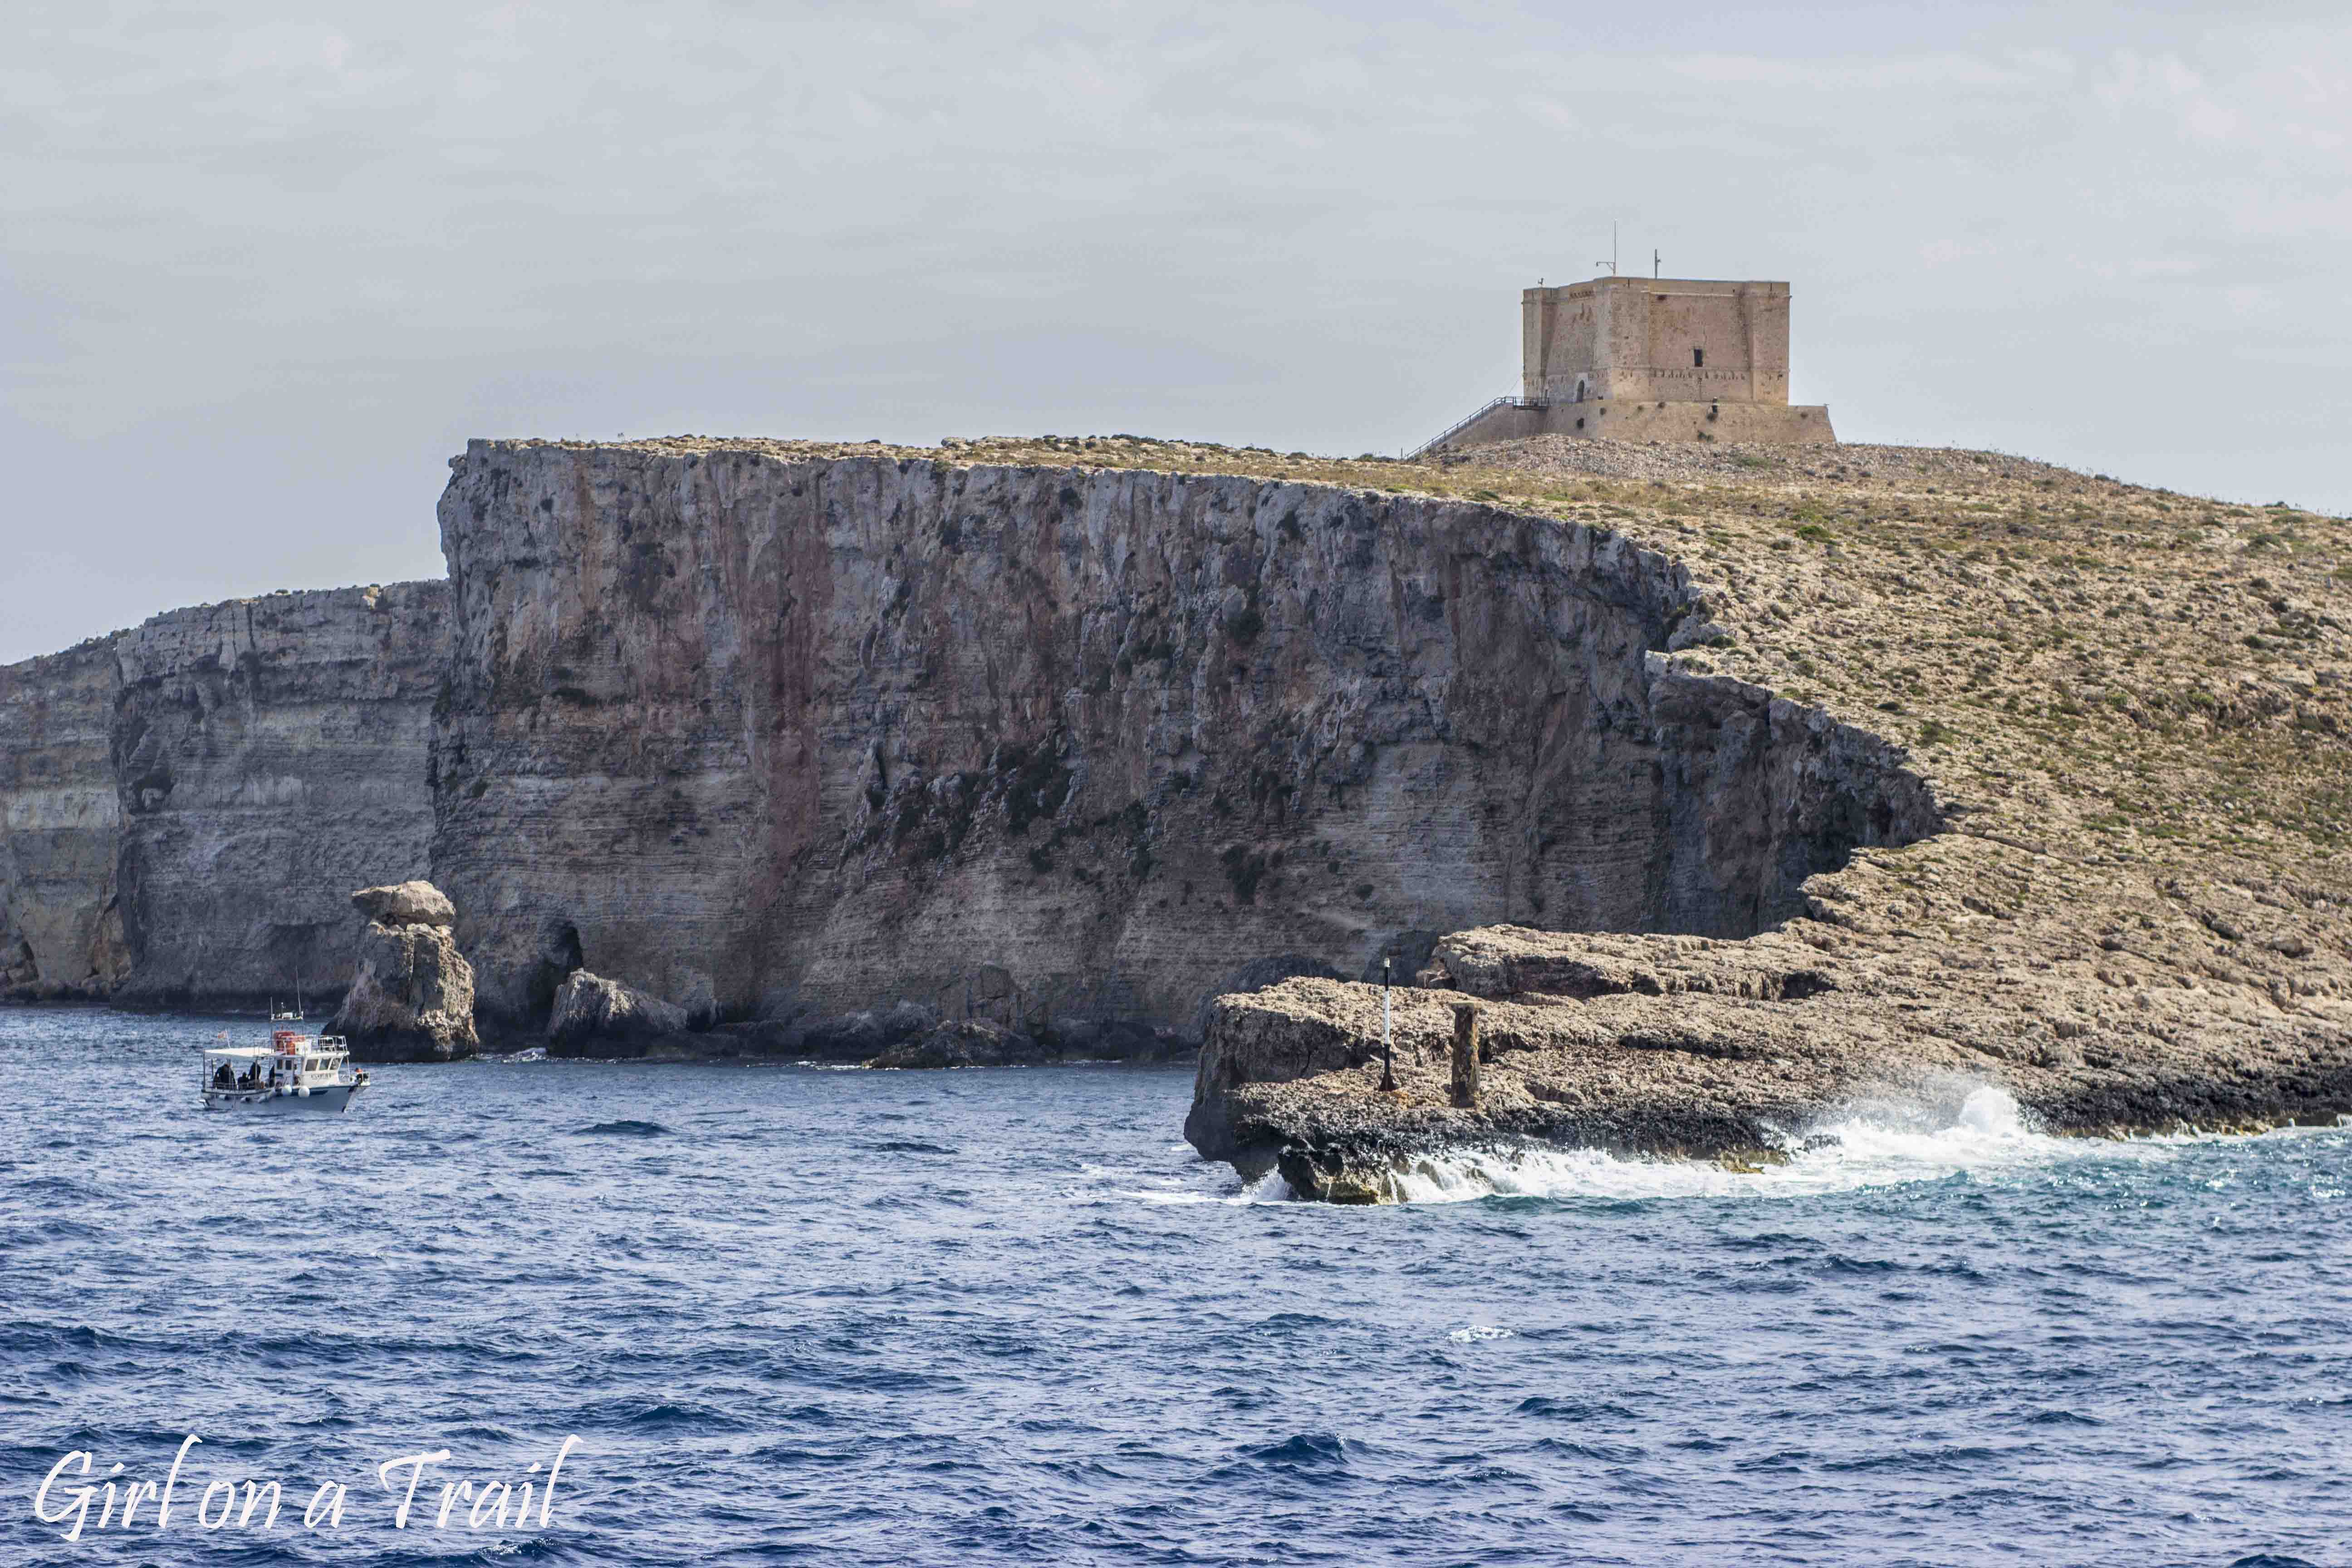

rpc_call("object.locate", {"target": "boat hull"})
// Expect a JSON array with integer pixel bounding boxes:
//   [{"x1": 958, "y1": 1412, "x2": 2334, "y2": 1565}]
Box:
[{"x1": 201, "y1": 1085, "x2": 363, "y2": 1114}]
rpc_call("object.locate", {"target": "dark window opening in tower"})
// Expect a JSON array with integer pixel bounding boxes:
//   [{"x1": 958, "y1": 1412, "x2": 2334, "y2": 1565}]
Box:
[{"x1": 1693, "y1": 348, "x2": 1705, "y2": 368}]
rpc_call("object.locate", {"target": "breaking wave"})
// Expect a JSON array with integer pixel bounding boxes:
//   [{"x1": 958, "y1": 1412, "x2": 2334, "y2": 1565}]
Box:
[
  {"x1": 1382, "y1": 1086, "x2": 2135, "y2": 1205},
  {"x1": 1122, "y1": 1166, "x2": 1294, "y2": 1206}
]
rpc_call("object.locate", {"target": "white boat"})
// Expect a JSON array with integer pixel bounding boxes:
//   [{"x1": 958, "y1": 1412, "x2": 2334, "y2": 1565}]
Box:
[{"x1": 201, "y1": 1014, "x2": 369, "y2": 1113}]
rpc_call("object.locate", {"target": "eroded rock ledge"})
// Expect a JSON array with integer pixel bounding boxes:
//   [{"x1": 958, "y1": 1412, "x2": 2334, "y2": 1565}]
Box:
[{"x1": 1189, "y1": 857, "x2": 2352, "y2": 1201}]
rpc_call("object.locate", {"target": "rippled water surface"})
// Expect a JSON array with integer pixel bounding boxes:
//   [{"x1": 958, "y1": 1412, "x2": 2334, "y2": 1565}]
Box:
[{"x1": 4, "y1": 1006, "x2": 2350, "y2": 1566}]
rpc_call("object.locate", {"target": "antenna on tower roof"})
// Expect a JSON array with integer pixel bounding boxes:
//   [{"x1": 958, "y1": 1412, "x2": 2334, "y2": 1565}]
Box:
[{"x1": 1653, "y1": 248, "x2": 1662, "y2": 279}]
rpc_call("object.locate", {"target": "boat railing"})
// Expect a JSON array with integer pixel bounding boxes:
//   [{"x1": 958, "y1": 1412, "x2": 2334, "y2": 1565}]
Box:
[{"x1": 204, "y1": 1067, "x2": 363, "y2": 1089}]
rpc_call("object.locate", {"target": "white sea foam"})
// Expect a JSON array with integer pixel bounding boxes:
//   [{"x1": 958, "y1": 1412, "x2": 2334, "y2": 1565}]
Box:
[
  {"x1": 1447, "y1": 1323, "x2": 1514, "y2": 1343},
  {"x1": 1109, "y1": 1089, "x2": 2343, "y2": 1212},
  {"x1": 1236, "y1": 1170, "x2": 1293, "y2": 1204},
  {"x1": 1382, "y1": 1085, "x2": 2136, "y2": 1205},
  {"x1": 1123, "y1": 1168, "x2": 1294, "y2": 1205}
]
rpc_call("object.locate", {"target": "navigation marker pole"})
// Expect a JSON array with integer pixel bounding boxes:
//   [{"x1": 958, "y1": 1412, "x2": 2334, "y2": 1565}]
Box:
[{"x1": 1378, "y1": 956, "x2": 1396, "y2": 1093}]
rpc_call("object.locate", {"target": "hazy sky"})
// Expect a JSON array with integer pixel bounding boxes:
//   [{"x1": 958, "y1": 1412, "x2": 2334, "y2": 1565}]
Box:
[{"x1": 5, "y1": 2, "x2": 2348, "y2": 662}]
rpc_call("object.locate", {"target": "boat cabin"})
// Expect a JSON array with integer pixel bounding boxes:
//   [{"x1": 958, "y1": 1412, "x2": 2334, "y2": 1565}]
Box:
[{"x1": 201, "y1": 1029, "x2": 360, "y2": 1103}]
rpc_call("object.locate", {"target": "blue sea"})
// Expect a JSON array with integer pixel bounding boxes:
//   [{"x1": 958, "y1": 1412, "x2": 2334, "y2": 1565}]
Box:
[{"x1": 2, "y1": 1006, "x2": 2347, "y2": 1566}]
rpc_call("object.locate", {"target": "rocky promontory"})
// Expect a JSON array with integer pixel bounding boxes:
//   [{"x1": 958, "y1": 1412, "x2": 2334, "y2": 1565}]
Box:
[
  {"x1": 1181, "y1": 437, "x2": 2352, "y2": 1196},
  {"x1": 3, "y1": 432, "x2": 2345, "y2": 1152},
  {"x1": 1196, "y1": 910, "x2": 2352, "y2": 1201}
]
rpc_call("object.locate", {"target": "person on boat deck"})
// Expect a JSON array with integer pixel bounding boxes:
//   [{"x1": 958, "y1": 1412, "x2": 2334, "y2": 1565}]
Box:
[{"x1": 213, "y1": 1061, "x2": 233, "y2": 1088}]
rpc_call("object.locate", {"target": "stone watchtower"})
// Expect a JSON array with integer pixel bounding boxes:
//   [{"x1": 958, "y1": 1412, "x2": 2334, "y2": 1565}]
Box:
[
  {"x1": 1414, "y1": 274, "x2": 1834, "y2": 455},
  {"x1": 1525, "y1": 277, "x2": 1791, "y2": 406}
]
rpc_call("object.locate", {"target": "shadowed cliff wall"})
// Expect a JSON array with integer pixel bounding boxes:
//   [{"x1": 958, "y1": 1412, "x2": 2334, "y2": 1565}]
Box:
[
  {"x1": 0, "y1": 639, "x2": 127, "y2": 997},
  {"x1": 110, "y1": 583, "x2": 450, "y2": 1004},
  {"x1": 0, "y1": 583, "x2": 448, "y2": 1006}
]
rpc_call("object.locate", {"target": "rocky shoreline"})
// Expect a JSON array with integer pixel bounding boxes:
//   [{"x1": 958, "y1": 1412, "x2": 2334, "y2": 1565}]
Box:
[
  {"x1": 1189, "y1": 915, "x2": 2352, "y2": 1202},
  {"x1": 5, "y1": 433, "x2": 2347, "y2": 1166}
]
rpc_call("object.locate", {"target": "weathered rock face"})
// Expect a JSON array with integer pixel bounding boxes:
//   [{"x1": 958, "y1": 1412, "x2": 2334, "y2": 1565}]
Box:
[
  {"x1": 108, "y1": 583, "x2": 451, "y2": 1006},
  {"x1": 0, "y1": 583, "x2": 448, "y2": 1008},
  {"x1": 547, "y1": 969, "x2": 691, "y2": 1054},
  {"x1": 0, "y1": 638, "x2": 128, "y2": 998},
  {"x1": 431, "y1": 439, "x2": 1936, "y2": 1035},
  {"x1": 331, "y1": 882, "x2": 479, "y2": 1061},
  {"x1": 353, "y1": 879, "x2": 456, "y2": 928},
  {"x1": 1188, "y1": 927, "x2": 1913, "y2": 1192}
]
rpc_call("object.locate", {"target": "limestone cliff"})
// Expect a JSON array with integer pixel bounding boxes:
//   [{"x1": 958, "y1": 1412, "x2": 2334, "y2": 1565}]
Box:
[
  {"x1": 429, "y1": 439, "x2": 1936, "y2": 1036},
  {"x1": 0, "y1": 638, "x2": 128, "y2": 997},
  {"x1": 0, "y1": 584, "x2": 448, "y2": 1007}
]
